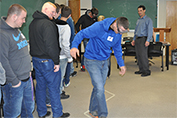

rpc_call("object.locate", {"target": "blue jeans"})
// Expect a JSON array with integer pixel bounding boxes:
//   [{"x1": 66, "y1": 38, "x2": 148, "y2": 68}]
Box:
[
  {"x1": 63, "y1": 62, "x2": 71, "y2": 85},
  {"x1": 60, "y1": 58, "x2": 68, "y2": 94},
  {"x1": 46, "y1": 69, "x2": 61, "y2": 105},
  {"x1": 81, "y1": 38, "x2": 89, "y2": 66},
  {"x1": 70, "y1": 61, "x2": 74, "y2": 74},
  {"x1": 84, "y1": 57, "x2": 108, "y2": 117},
  {"x1": 0, "y1": 85, "x2": 1, "y2": 103},
  {"x1": 32, "y1": 57, "x2": 63, "y2": 117},
  {"x1": 2, "y1": 78, "x2": 34, "y2": 118}
]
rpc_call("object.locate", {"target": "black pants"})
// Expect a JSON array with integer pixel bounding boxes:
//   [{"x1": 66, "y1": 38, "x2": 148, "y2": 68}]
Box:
[{"x1": 135, "y1": 37, "x2": 150, "y2": 74}]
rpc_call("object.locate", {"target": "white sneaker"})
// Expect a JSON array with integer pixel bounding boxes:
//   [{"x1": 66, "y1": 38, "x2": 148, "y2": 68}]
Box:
[{"x1": 64, "y1": 82, "x2": 70, "y2": 87}]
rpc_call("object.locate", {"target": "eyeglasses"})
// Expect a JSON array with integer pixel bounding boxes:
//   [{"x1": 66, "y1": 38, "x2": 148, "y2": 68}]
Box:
[{"x1": 116, "y1": 20, "x2": 128, "y2": 34}]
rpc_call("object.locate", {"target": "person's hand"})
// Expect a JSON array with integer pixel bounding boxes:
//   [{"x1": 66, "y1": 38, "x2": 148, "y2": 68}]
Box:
[
  {"x1": 54, "y1": 65, "x2": 60, "y2": 72},
  {"x1": 70, "y1": 48, "x2": 80, "y2": 59},
  {"x1": 145, "y1": 41, "x2": 150, "y2": 47},
  {"x1": 12, "y1": 81, "x2": 21, "y2": 88},
  {"x1": 131, "y1": 40, "x2": 135, "y2": 46},
  {"x1": 119, "y1": 66, "x2": 126, "y2": 76}
]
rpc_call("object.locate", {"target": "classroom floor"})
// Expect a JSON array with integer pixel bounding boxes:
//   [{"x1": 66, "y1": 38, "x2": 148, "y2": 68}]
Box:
[{"x1": 33, "y1": 56, "x2": 177, "y2": 118}]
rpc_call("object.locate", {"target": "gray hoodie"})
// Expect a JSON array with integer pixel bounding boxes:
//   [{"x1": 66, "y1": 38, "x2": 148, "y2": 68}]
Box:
[{"x1": 0, "y1": 17, "x2": 31, "y2": 86}]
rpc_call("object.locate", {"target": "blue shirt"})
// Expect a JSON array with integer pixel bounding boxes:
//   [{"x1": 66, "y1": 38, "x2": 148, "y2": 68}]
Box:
[
  {"x1": 72, "y1": 18, "x2": 125, "y2": 67},
  {"x1": 58, "y1": 15, "x2": 75, "y2": 47},
  {"x1": 133, "y1": 15, "x2": 153, "y2": 42}
]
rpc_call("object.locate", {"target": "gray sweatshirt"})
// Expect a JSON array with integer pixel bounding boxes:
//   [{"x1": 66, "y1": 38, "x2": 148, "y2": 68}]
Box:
[
  {"x1": 56, "y1": 20, "x2": 73, "y2": 62},
  {"x1": 0, "y1": 17, "x2": 31, "y2": 86}
]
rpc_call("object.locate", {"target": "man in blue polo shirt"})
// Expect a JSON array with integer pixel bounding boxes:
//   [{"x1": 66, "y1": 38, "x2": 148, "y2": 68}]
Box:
[{"x1": 131, "y1": 5, "x2": 153, "y2": 77}]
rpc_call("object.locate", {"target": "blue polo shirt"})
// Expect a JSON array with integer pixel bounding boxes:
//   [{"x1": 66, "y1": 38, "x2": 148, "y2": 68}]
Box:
[{"x1": 133, "y1": 15, "x2": 153, "y2": 42}]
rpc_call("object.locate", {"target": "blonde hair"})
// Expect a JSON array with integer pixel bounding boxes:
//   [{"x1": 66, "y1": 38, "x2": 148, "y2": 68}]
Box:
[
  {"x1": 42, "y1": 2, "x2": 56, "y2": 11},
  {"x1": 98, "y1": 15, "x2": 105, "y2": 21}
]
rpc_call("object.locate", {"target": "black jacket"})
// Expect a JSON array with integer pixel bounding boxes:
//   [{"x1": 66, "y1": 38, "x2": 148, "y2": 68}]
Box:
[
  {"x1": 29, "y1": 11, "x2": 60, "y2": 65},
  {"x1": 75, "y1": 10, "x2": 97, "y2": 32}
]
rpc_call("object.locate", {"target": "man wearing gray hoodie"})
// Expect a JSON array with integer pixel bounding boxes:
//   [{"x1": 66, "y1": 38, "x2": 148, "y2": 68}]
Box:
[{"x1": 0, "y1": 4, "x2": 34, "y2": 118}]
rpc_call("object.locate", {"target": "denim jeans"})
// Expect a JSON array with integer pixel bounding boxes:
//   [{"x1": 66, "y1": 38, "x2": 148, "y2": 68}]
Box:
[
  {"x1": 59, "y1": 58, "x2": 68, "y2": 94},
  {"x1": 84, "y1": 57, "x2": 108, "y2": 117},
  {"x1": 63, "y1": 62, "x2": 71, "y2": 85},
  {"x1": 2, "y1": 78, "x2": 34, "y2": 118},
  {"x1": 32, "y1": 57, "x2": 63, "y2": 117},
  {"x1": 81, "y1": 38, "x2": 89, "y2": 66},
  {"x1": 70, "y1": 61, "x2": 74, "y2": 74},
  {"x1": 0, "y1": 85, "x2": 1, "y2": 103},
  {"x1": 46, "y1": 69, "x2": 61, "y2": 105},
  {"x1": 107, "y1": 56, "x2": 111, "y2": 77}
]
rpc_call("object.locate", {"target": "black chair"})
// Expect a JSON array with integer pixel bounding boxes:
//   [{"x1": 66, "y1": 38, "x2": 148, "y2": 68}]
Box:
[
  {"x1": 148, "y1": 42, "x2": 164, "y2": 71},
  {"x1": 122, "y1": 42, "x2": 136, "y2": 60},
  {"x1": 123, "y1": 37, "x2": 133, "y2": 42}
]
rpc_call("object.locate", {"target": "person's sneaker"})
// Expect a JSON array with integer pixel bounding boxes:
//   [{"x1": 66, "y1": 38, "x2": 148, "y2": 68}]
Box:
[
  {"x1": 60, "y1": 91, "x2": 70, "y2": 99},
  {"x1": 89, "y1": 111, "x2": 98, "y2": 118},
  {"x1": 70, "y1": 71, "x2": 77, "y2": 77},
  {"x1": 64, "y1": 82, "x2": 70, "y2": 87},
  {"x1": 81, "y1": 65, "x2": 85, "y2": 72},
  {"x1": 59, "y1": 112, "x2": 70, "y2": 118},
  {"x1": 39, "y1": 111, "x2": 51, "y2": 118}
]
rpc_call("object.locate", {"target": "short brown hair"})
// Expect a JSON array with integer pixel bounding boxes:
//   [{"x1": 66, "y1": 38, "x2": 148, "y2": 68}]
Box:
[
  {"x1": 116, "y1": 17, "x2": 129, "y2": 29},
  {"x1": 91, "y1": 7, "x2": 98, "y2": 16},
  {"x1": 61, "y1": 6, "x2": 71, "y2": 18},
  {"x1": 7, "y1": 4, "x2": 27, "y2": 16},
  {"x1": 54, "y1": 3, "x2": 61, "y2": 13}
]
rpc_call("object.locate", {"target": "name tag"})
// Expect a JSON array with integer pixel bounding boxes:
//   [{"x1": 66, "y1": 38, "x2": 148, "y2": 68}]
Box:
[{"x1": 107, "y1": 36, "x2": 113, "y2": 42}]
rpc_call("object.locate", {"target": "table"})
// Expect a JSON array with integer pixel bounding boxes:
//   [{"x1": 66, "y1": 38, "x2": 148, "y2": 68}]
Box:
[{"x1": 162, "y1": 41, "x2": 171, "y2": 70}]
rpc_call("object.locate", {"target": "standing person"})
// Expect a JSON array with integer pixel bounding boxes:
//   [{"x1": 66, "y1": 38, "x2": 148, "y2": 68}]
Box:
[
  {"x1": 55, "y1": 6, "x2": 73, "y2": 99},
  {"x1": 70, "y1": 17, "x2": 129, "y2": 118},
  {"x1": 29, "y1": 2, "x2": 70, "y2": 118},
  {"x1": 75, "y1": 7, "x2": 98, "y2": 72},
  {"x1": 58, "y1": 4, "x2": 77, "y2": 94},
  {"x1": 0, "y1": 4, "x2": 34, "y2": 118},
  {"x1": 45, "y1": 3, "x2": 62, "y2": 108},
  {"x1": 131, "y1": 5, "x2": 153, "y2": 77}
]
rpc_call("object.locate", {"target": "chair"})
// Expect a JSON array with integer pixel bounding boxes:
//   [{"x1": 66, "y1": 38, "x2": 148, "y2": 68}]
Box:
[
  {"x1": 148, "y1": 42, "x2": 164, "y2": 71},
  {"x1": 122, "y1": 42, "x2": 136, "y2": 60},
  {"x1": 117, "y1": 42, "x2": 136, "y2": 69}
]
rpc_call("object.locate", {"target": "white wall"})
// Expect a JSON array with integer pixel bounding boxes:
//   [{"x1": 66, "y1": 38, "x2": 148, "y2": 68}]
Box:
[
  {"x1": 80, "y1": 0, "x2": 92, "y2": 16},
  {"x1": 55, "y1": 0, "x2": 68, "y2": 5}
]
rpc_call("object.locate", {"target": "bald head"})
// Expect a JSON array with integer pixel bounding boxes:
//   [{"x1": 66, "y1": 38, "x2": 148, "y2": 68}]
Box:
[{"x1": 41, "y1": 2, "x2": 56, "y2": 20}]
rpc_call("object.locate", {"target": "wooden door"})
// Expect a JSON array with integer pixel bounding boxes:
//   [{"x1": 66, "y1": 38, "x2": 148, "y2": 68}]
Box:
[
  {"x1": 68, "y1": 0, "x2": 80, "y2": 24},
  {"x1": 166, "y1": 1, "x2": 177, "y2": 55}
]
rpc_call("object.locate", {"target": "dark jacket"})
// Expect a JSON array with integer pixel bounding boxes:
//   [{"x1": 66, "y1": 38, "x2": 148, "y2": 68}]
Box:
[
  {"x1": 0, "y1": 17, "x2": 31, "y2": 86},
  {"x1": 29, "y1": 11, "x2": 60, "y2": 65},
  {"x1": 75, "y1": 10, "x2": 97, "y2": 32}
]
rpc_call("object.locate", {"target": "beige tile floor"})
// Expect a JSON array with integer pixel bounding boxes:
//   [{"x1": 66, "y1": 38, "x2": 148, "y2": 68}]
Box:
[{"x1": 33, "y1": 56, "x2": 177, "y2": 118}]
